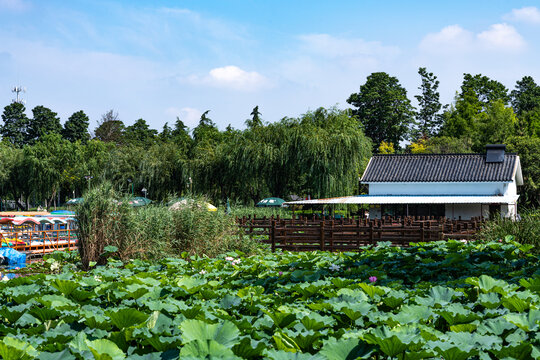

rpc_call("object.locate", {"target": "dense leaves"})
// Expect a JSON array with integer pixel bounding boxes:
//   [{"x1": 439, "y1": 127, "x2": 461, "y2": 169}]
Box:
[{"x1": 1, "y1": 240, "x2": 539, "y2": 359}]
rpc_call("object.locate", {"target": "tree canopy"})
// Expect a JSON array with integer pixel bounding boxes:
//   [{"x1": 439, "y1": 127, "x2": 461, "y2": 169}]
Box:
[{"x1": 347, "y1": 72, "x2": 415, "y2": 148}]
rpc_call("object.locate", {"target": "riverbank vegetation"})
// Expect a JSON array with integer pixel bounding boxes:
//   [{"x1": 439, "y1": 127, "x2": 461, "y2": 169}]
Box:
[{"x1": 75, "y1": 183, "x2": 262, "y2": 270}]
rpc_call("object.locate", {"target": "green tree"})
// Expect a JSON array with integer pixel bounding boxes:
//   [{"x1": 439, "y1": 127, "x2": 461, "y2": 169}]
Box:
[
  {"x1": 171, "y1": 117, "x2": 193, "y2": 156},
  {"x1": 1, "y1": 102, "x2": 29, "y2": 147},
  {"x1": 24, "y1": 133, "x2": 79, "y2": 208},
  {"x1": 414, "y1": 67, "x2": 443, "y2": 138},
  {"x1": 94, "y1": 110, "x2": 125, "y2": 143},
  {"x1": 124, "y1": 118, "x2": 158, "y2": 148},
  {"x1": 440, "y1": 91, "x2": 483, "y2": 138},
  {"x1": 511, "y1": 76, "x2": 540, "y2": 116},
  {"x1": 245, "y1": 106, "x2": 263, "y2": 129},
  {"x1": 347, "y1": 72, "x2": 415, "y2": 148},
  {"x1": 159, "y1": 122, "x2": 173, "y2": 142},
  {"x1": 461, "y1": 73, "x2": 509, "y2": 106},
  {"x1": 192, "y1": 110, "x2": 221, "y2": 145},
  {"x1": 421, "y1": 136, "x2": 472, "y2": 154},
  {"x1": 27, "y1": 105, "x2": 62, "y2": 144},
  {"x1": 139, "y1": 142, "x2": 188, "y2": 200},
  {"x1": 473, "y1": 100, "x2": 517, "y2": 150},
  {"x1": 506, "y1": 136, "x2": 540, "y2": 208},
  {"x1": 62, "y1": 110, "x2": 90, "y2": 142}
]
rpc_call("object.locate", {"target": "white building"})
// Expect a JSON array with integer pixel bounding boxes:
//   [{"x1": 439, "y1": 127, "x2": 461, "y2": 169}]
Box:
[{"x1": 286, "y1": 145, "x2": 523, "y2": 220}]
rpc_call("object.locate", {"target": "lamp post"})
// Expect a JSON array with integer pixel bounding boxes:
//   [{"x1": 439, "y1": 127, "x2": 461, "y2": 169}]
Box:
[
  {"x1": 142, "y1": 187, "x2": 147, "y2": 198},
  {"x1": 127, "y1": 179, "x2": 133, "y2": 196},
  {"x1": 84, "y1": 175, "x2": 93, "y2": 189}
]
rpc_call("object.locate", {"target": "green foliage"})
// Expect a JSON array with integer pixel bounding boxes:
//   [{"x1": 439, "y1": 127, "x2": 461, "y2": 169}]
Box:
[
  {"x1": 420, "y1": 136, "x2": 472, "y2": 154},
  {"x1": 347, "y1": 72, "x2": 415, "y2": 148},
  {"x1": 414, "y1": 67, "x2": 443, "y2": 138},
  {"x1": 1, "y1": 102, "x2": 29, "y2": 147},
  {"x1": 27, "y1": 105, "x2": 62, "y2": 144},
  {"x1": 123, "y1": 118, "x2": 158, "y2": 148},
  {"x1": 461, "y1": 73, "x2": 509, "y2": 106},
  {"x1": 511, "y1": 75, "x2": 540, "y2": 116},
  {"x1": 62, "y1": 110, "x2": 90, "y2": 142},
  {"x1": 477, "y1": 209, "x2": 540, "y2": 250},
  {"x1": 506, "y1": 136, "x2": 540, "y2": 208},
  {"x1": 1, "y1": 240, "x2": 540, "y2": 358},
  {"x1": 94, "y1": 109, "x2": 125, "y2": 143}
]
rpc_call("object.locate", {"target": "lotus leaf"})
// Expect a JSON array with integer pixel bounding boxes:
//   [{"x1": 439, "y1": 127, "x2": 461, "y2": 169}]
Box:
[{"x1": 86, "y1": 338, "x2": 126, "y2": 360}]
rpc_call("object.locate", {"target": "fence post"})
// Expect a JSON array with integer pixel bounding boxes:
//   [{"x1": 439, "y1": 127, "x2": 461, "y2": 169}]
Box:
[
  {"x1": 420, "y1": 222, "x2": 425, "y2": 242},
  {"x1": 329, "y1": 220, "x2": 334, "y2": 252},
  {"x1": 356, "y1": 218, "x2": 361, "y2": 248},
  {"x1": 270, "y1": 220, "x2": 276, "y2": 252},
  {"x1": 320, "y1": 221, "x2": 325, "y2": 251},
  {"x1": 369, "y1": 222, "x2": 374, "y2": 244},
  {"x1": 438, "y1": 224, "x2": 444, "y2": 241}
]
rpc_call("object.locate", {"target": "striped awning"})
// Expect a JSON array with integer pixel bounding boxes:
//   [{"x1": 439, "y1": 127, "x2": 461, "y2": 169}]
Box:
[{"x1": 285, "y1": 195, "x2": 519, "y2": 205}]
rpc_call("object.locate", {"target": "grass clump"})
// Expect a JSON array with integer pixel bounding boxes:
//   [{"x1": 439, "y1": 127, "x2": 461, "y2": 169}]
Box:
[
  {"x1": 477, "y1": 209, "x2": 540, "y2": 250},
  {"x1": 76, "y1": 184, "x2": 262, "y2": 267}
]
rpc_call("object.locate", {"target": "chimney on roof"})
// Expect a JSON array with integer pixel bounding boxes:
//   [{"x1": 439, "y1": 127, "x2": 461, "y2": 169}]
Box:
[{"x1": 485, "y1": 144, "x2": 506, "y2": 163}]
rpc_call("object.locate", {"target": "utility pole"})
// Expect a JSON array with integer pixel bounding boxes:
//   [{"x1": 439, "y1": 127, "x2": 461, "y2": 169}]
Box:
[{"x1": 12, "y1": 86, "x2": 26, "y2": 104}]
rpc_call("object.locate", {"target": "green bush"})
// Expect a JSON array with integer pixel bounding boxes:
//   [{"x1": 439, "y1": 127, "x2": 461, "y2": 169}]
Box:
[
  {"x1": 76, "y1": 185, "x2": 262, "y2": 265},
  {"x1": 477, "y1": 209, "x2": 540, "y2": 250}
]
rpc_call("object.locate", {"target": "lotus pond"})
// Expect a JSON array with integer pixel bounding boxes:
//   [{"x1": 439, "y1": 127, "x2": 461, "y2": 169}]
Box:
[{"x1": 1, "y1": 239, "x2": 540, "y2": 359}]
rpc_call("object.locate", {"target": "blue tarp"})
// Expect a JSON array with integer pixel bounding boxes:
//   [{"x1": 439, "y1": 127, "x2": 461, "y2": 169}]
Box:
[{"x1": 0, "y1": 247, "x2": 26, "y2": 265}]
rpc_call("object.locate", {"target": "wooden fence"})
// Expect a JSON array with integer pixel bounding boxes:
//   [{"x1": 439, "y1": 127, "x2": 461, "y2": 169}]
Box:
[{"x1": 237, "y1": 215, "x2": 483, "y2": 252}]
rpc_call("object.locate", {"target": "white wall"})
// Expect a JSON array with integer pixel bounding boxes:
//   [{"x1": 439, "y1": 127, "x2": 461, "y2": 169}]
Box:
[{"x1": 368, "y1": 182, "x2": 509, "y2": 196}]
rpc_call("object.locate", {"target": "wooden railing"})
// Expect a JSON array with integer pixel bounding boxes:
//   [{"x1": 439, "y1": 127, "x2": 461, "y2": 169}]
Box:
[
  {"x1": 237, "y1": 215, "x2": 483, "y2": 252},
  {"x1": 1, "y1": 229, "x2": 78, "y2": 256}
]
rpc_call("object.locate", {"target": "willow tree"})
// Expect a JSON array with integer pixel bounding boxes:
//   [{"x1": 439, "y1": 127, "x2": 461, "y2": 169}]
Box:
[
  {"x1": 285, "y1": 107, "x2": 372, "y2": 198},
  {"x1": 139, "y1": 142, "x2": 189, "y2": 200}
]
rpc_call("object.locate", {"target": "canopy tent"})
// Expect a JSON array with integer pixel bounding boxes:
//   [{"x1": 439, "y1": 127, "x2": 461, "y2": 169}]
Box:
[{"x1": 256, "y1": 197, "x2": 286, "y2": 207}]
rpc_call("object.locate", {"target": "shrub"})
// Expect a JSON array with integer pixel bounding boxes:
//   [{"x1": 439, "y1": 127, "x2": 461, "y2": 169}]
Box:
[{"x1": 477, "y1": 209, "x2": 540, "y2": 250}]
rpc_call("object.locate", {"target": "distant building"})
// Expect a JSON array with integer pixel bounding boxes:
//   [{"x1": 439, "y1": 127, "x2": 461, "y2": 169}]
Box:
[{"x1": 286, "y1": 145, "x2": 522, "y2": 220}]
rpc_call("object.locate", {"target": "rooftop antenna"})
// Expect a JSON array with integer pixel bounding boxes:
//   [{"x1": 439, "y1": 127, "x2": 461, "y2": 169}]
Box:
[{"x1": 11, "y1": 86, "x2": 26, "y2": 104}]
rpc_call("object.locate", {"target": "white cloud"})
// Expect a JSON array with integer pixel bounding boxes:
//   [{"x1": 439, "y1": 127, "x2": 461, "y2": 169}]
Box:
[
  {"x1": 164, "y1": 107, "x2": 201, "y2": 128},
  {"x1": 419, "y1": 23, "x2": 525, "y2": 54},
  {"x1": 187, "y1": 65, "x2": 269, "y2": 91},
  {"x1": 504, "y1": 6, "x2": 540, "y2": 24},
  {"x1": 477, "y1": 23, "x2": 525, "y2": 50},
  {"x1": 0, "y1": 0, "x2": 29, "y2": 11},
  {"x1": 419, "y1": 25, "x2": 474, "y2": 53}
]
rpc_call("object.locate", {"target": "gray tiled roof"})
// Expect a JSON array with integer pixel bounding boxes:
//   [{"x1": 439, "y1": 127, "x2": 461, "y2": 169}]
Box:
[{"x1": 361, "y1": 154, "x2": 518, "y2": 183}]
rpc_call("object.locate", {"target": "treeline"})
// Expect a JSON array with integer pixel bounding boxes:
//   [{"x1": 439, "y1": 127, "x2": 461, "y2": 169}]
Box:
[
  {"x1": 0, "y1": 107, "x2": 371, "y2": 209},
  {"x1": 1, "y1": 68, "x2": 539, "y2": 209}
]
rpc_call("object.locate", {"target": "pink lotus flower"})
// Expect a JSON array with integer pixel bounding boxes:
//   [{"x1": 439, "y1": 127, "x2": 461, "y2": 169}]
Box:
[
  {"x1": 278, "y1": 271, "x2": 283, "y2": 276},
  {"x1": 369, "y1": 276, "x2": 377, "y2": 283}
]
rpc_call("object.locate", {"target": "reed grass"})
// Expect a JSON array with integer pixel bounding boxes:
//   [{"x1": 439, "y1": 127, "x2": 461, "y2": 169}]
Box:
[
  {"x1": 76, "y1": 186, "x2": 262, "y2": 267},
  {"x1": 477, "y1": 209, "x2": 540, "y2": 251}
]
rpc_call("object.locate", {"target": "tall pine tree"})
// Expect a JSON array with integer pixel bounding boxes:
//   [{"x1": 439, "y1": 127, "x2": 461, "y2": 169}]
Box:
[{"x1": 414, "y1": 67, "x2": 443, "y2": 138}]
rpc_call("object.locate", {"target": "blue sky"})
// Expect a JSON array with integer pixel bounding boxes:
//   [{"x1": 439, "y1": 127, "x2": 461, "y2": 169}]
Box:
[{"x1": 1, "y1": 0, "x2": 540, "y2": 132}]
